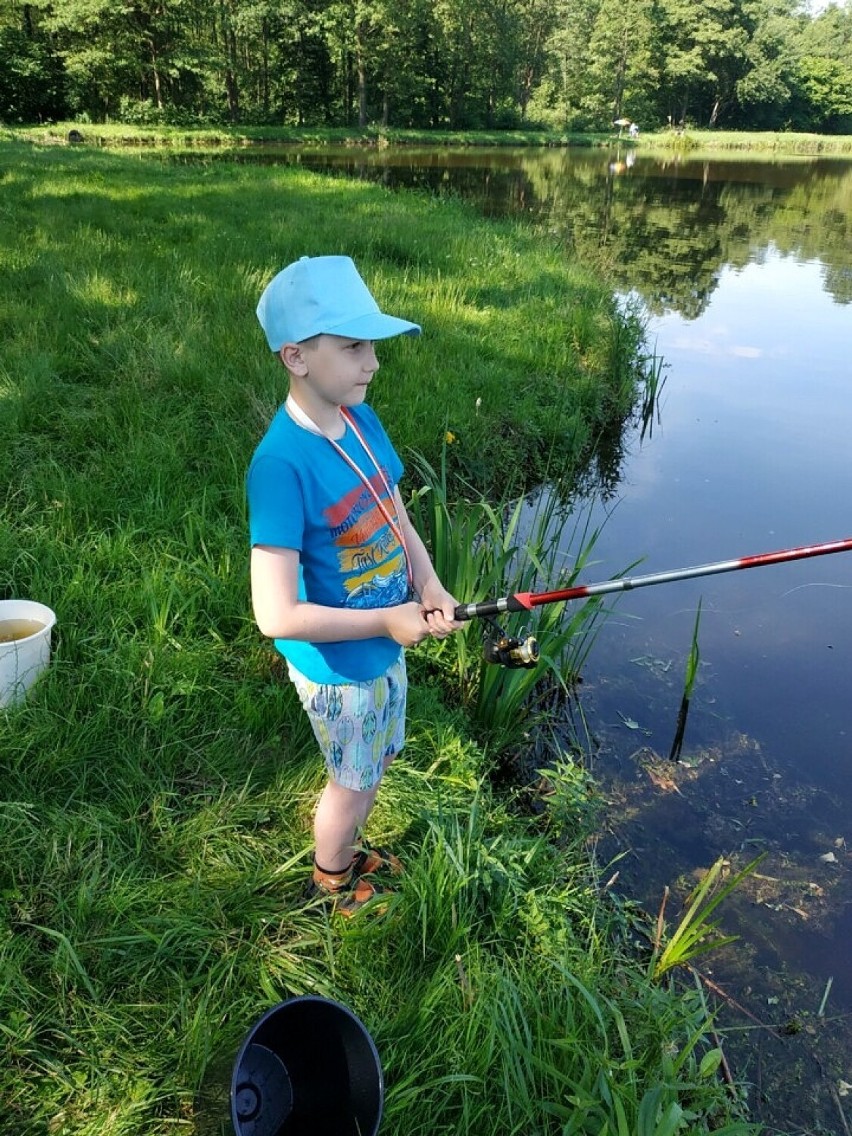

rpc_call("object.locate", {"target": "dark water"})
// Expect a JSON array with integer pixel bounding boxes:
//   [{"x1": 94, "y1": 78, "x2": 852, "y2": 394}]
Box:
[
  {"x1": 251, "y1": 144, "x2": 852, "y2": 1131},
  {"x1": 564, "y1": 165, "x2": 852, "y2": 1132}
]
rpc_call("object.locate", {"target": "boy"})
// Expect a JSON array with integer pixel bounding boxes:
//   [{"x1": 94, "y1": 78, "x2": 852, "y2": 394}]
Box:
[{"x1": 248, "y1": 255, "x2": 462, "y2": 915}]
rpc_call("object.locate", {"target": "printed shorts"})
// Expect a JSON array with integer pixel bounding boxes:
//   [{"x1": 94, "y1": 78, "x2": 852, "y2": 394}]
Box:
[{"x1": 286, "y1": 655, "x2": 408, "y2": 792}]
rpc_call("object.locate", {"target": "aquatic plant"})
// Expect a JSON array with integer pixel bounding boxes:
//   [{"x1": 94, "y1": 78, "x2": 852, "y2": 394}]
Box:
[
  {"x1": 638, "y1": 346, "x2": 668, "y2": 442},
  {"x1": 651, "y1": 853, "x2": 766, "y2": 981},
  {"x1": 669, "y1": 598, "x2": 702, "y2": 762}
]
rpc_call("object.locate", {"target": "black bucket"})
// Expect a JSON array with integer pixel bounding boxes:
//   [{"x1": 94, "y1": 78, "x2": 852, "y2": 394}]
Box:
[{"x1": 230, "y1": 996, "x2": 384, "y2": 1136}]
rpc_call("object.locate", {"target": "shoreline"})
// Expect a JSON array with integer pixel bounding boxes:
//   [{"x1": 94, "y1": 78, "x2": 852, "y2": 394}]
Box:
[{"x1": 8, "y1": 121, "x2": 852, "y2": 158}]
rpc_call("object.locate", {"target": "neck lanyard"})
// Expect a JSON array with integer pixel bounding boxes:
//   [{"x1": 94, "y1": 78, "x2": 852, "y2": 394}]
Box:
[{"x1": 285, "y1": 396, "x2": 413, "y2": 590}]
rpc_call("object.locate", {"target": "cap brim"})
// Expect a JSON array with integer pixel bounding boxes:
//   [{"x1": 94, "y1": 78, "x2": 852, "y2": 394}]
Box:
[{"x1": 323, "y1": 313, "x2": 421, "y2": 341}]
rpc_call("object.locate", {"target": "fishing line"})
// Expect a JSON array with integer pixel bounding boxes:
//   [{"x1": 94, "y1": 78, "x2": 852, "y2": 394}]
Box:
[{"x1": 777, "y1": 582, "x2": 852, "y2": 599}]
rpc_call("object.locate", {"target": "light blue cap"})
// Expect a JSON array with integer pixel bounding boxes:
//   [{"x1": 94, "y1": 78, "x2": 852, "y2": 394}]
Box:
[{"x1": 256, "y1": 255, "x2": 421, "y2": 351}]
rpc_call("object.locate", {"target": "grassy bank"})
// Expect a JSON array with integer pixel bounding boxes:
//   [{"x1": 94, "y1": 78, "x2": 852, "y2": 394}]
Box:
[
  {"x1": 5, "y1": 121, "x2": 608, "y2": 150},
  {"x1": 1, "y1": 138, "x2": 759, "y2": 1134},
  {"x1": 0, "y1": 136, "x2": 641, "y2": 498},
  {"x1": 638, "y1": 128, "x2": 852, "y2": 156},
  {"x1": 8, "y1": 121, "x2": 852, "y2": 157}
]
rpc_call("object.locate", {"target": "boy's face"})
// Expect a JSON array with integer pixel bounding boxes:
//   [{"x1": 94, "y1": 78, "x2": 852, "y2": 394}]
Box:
[{"x1": 291, "y1": 333, "x2": 380, "y2": 409}]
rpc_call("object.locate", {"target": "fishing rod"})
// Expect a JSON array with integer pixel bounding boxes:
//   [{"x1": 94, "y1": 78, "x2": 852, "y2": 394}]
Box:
[{"x1": 454, "y1": 537, "x2": 852, "y2": 669}]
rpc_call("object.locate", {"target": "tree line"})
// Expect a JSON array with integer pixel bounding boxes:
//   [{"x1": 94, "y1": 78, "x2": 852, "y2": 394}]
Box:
[{"x1": 2, "y1": 0, "x2": 851, "y2": 133}]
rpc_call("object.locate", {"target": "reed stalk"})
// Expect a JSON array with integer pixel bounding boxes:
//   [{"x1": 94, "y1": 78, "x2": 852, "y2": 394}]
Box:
[
  {"x1": 669, "y1": 599, "x2": 702, "y2": 762},
  {"x1": 408, "y1": 449, "x2": 610, "y2": 751}
]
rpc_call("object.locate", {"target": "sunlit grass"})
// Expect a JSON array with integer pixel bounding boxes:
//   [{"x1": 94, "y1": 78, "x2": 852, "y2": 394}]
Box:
[
  {"x1": 640, "y1": 128, "x2": 852, "y2": 156},
  {"x1": 6, "y1": 121, "x2": 612, "y2": 151},
  {"x1": 1, "y1": 137, "x2": 640, "y2": 497},
  {"x1": 1, "y1": 137, "x2": 760, "y2": 1134},
  {"x1": 8, "y1": 122, "x2": 851, "y2": 158}
]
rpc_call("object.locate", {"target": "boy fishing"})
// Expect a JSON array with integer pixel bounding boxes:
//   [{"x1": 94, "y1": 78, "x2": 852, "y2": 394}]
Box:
[{"x1": 248, "y1": 255, "x2": 462, "y2": 915}]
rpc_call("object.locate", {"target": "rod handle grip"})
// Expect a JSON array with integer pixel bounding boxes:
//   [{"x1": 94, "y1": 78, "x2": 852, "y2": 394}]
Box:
[{"x1": 453, "y1": 595, "x2": 529, "y2": 621}]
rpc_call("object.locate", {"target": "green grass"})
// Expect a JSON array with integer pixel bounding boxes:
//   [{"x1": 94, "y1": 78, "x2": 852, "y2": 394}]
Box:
[
  {"x1": 6, "y1": 121, "x2": 612, "y2": 151},
  {"x1": 0, "y1": 135, "x2": 639, "y2": 498},
  {"x1": 1, "y1": 136, "x2": 761, "y2": 1134},
  {"x1": 638, "y1": 128, "x2": 852, "y2": 156},
  {"x1": 9, "y1": 121, "x2": 851, "y2": 157}
]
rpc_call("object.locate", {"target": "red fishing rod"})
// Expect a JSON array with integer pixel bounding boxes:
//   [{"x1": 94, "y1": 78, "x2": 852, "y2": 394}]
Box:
[{"x1": 454, "y1": 537, "x2": 852, "y2": 668}]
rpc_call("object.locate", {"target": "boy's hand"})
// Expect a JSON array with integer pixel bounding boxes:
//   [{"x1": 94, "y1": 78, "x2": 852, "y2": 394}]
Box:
[
  {"x1": 419, "y1": 578, "x2": 464, "y2": 640},
  {"x1": 384, "y1": 601, "x2": 434, "y2": 647}
]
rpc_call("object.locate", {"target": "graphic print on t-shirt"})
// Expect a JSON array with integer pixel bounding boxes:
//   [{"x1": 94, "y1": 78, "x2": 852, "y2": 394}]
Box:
[{"x1": 324, "y1": 469, "x2": 408, "y2": 609}]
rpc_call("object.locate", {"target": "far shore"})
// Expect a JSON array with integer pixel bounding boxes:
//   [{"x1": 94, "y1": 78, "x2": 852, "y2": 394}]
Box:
[{"x1": 8, "y1": 121, "x2": 852, "y2": 157}]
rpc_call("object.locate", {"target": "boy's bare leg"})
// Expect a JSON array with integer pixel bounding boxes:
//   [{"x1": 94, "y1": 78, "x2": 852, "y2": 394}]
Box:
[
  {"x1": 313, "y1": 780, "x2": 376, "y2": 872},
  {"x1": 313, "y1": 754, "x2": 395, "y2": 872}
]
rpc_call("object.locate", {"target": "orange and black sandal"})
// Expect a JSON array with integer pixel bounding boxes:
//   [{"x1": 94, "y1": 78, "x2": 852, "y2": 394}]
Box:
[
  {"x1": 352, "y1": 841, "x2": 404, "y2": 878},
  {"x1": 307, "y1": 859, "x2": 392, "y2": 917}
]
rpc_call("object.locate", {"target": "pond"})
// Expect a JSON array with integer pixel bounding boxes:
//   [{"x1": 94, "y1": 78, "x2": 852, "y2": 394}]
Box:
[{"x1": 245, "y1": 143, "x2": 852, "y2": 1131}]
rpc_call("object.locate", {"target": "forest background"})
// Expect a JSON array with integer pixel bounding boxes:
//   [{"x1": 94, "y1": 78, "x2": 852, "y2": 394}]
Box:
[{"x1": 2, "y1": 0, "x2": 851, "y2": 137}]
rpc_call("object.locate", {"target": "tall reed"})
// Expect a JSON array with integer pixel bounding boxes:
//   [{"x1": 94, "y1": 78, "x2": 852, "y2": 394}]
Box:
[{"x1": 408, "y1": 449, "x2": 610, "y2": 751}]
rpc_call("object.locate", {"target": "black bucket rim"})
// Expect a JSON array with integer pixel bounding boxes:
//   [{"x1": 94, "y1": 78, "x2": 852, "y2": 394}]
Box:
[{"x1": 230, "y1": 994, "x2": 384, "y2": 1136}]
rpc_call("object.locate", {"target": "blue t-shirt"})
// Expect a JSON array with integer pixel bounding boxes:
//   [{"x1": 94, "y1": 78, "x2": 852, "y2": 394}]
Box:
[{"x1": 247, "y1": 402, "x2": 408, "y2": 683}]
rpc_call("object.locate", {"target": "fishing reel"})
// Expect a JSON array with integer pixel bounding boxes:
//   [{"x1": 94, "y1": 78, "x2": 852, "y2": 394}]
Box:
[{"x1": 482, "y1": 617, "x2": 540, "y2": 669}]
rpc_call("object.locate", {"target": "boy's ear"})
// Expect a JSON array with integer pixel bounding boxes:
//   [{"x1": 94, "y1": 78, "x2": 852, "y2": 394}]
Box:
[{"x1": 279, "y1": 343, "x2": 308, "y2": 375}]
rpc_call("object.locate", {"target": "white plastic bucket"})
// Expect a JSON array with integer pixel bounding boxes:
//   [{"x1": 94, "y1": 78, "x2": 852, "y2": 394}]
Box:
[{"x1": 0, "y1": 599, "x2": 57, "y2": 708}]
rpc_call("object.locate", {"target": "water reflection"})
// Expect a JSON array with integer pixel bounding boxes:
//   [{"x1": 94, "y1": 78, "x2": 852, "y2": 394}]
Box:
[
  {"x1": 573, "y1": 156, "x2": 852, "y2": 317},
  {"x1": 575, "y1": 242, "x2": 852, "y2": 1131}
]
